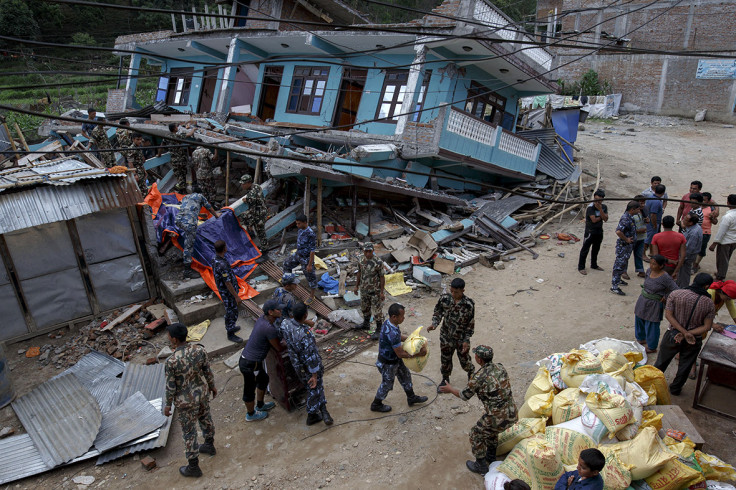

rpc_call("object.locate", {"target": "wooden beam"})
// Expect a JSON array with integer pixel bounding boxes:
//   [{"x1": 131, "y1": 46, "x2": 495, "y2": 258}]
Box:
[
  {"x1": 303, "y1": 176, "x2": 311, "y2": 223},
  {"x1": 225, "y1": 151, "x2": 231, "y2": 205},
  {"x1": 316, "y1": 178, "x2": 323, "y2": 246},
  {"x1": 254, "y1": 156, "x2": 262, "y2": 184},
  {"x1": 13, "y1": 122, "x2": 30, "y2": 153}
]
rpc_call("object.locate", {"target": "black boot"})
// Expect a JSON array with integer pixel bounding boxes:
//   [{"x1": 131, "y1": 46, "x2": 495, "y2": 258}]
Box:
[
  {"x1": 179, "y1": 457, "x2": 203, "y2": 477},
  {"x1": 199, "y1": 438, "x2": 216, "y2": 455},
  {"x1": 370, "y1": 321, "x2": 382, "y2": 341},
  {"x1": 406, "y1": 391, "x2": 428, "y2": 406},
  {"x1": 437, "y1": 377, "x2": 449, "y2": 394},
  {"x1": 359, "y1": 317, "x2": 370, "y2": 330},
  {"x1": 486, "y1": 446, "x2": 497, "y2": 464},
  {"x1": 306, "y1": 411, "x2": 323, "y2": 426},
  {"x1": 370, "y1": 398, "x2": 391, "y2": 412},
  {"x1": 321, "y1": 406, "x2": 334, "y2": 426},
  {"x1": 466, "y1": 458, "x2": 489, "y2": 474}
]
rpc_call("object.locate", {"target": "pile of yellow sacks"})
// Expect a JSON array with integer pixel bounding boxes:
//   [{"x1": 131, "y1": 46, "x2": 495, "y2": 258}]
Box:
[{"x1": 482, "y1": 338, "x2": 736, "y2": 490}]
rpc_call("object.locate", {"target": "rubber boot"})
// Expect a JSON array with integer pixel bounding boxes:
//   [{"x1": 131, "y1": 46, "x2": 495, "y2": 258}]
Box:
[
  {"x1": 370, "y1": 397, "x2": 391, "y2": 412},
  {"x1": 199, "y1": 438, "x2": 216, "y2": 456},
  {"x1": 486, "y1": 445, "x2": 497, "y2": 464},
  {"x1": 179, "y1": 457, "x2": 203, "y2": 477},
  {"x1": 360, "y1": 316, "x2": 371, "y2": 330},
  {"x1": 321, "y1": 406, "x2": 334, "y2": 426},
  {"x1": 406, "y1": 391, "x2": 428, "y2": 406},
  {"x1": 466, "y1": 458, "x2": 489, "y2": 474},
  {"x1": 306, "y1": 411, "x2": 323, "y2": 426},
  {"x1": 370, "y1": 320, "x2": 382, "y2": 341},
  {"x1": 437, "y1": 378, "x2": 449, "y2": 394}
]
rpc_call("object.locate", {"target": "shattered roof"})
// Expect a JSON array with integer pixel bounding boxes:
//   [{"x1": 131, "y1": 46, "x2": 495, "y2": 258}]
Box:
[{"x1": 0, "y1": 159, "x2": 122, "y2": 192}]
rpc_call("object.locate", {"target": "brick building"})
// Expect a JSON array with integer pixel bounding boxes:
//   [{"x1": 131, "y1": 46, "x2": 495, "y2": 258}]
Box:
[{"x1": 536, "y1": 0, "x2": 736, "y2": 122}]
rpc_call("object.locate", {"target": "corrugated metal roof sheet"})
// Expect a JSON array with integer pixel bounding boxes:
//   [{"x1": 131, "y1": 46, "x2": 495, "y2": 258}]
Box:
[
  {"x1": 12, "y1": 373, "x2": 102, "y2": 468},
  {"x1": 88, "y1": 377, "x2": 122, "y2": 415},
  {"x1": 0, "y1": 434, "x2": 52, "y2": 485},
  {"x1": 517, "y1": 129, "x2": 576, "y2": 181},
  {"x1": 93, "y1": 391, "x2": 166, "y2": 452},
  {"x1": 473, "y1": 194, "x2": 539, "y2": 222},
  {"x1": 0, "y1": 159, "x2": 117, "y2": 190},
  {"x1": 0, "y1": 174, "x2": 143, "y2": 234},
  {"x1": 518, "y1": 128, "x2": 557, "y2": 147},
  {"x1": 53, "y1": 350, "x2": 125, "y2": 389}
]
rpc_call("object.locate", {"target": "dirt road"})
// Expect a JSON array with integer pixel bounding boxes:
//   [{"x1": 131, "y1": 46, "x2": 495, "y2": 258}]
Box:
[{"x1": 10, "y1": 116, "x2": 736, "y2": 489}]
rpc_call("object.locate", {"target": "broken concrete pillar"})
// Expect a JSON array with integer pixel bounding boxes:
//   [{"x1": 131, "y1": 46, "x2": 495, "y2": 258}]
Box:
[
  {"x1": 395, "y1": 43, "x2": 428, "y2": 136},
  {"x1": 125, "y1": 52, "x2": 142, "y2": 110},
  {"x1": 215, "y1": 38, "x2": 242, "y2": 113}
]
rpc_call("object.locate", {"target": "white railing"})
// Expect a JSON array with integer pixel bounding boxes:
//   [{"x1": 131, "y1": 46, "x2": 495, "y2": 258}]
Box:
[
  {"x1": 446, "y1": 109, "x2": 497, "y2": 146},
  {"x1": 521, "y1": 35, "x2": 553, "y2": 71},
  {"x1": 498, "y1": 131, "x2": 537, "y2": 160}
]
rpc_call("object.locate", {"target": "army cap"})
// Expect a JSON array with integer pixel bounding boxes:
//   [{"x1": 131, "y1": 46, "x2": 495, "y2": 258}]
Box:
[
  {"x1": 362, "y1": 242, "x2": 374, "y2": 251},
  {"x1": 473, "y1": 345, "x2": 494, "y2": 362},
  {"x1": 263, "y1": 299, "x2": 285, "y2": 314},
  {"x1": 281, "y1": 273, "x2": 299, "y2": 285},
  {"x1": 240, "y1": 174, "x2": 253, "y2": 184}
]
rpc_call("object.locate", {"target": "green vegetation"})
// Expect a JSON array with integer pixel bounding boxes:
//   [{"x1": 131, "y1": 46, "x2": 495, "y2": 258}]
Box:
[
  {"x1": 345, "y1": 0, "x2": 536, "y2": 24},
  {"x1": 558, "y1": 69, "x2": 613, "y2": 96}
]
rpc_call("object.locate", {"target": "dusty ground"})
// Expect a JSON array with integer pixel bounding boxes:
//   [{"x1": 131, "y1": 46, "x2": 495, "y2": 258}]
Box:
[{"x1": 5, "y1": 116, "x2": 736, "y2": 489}]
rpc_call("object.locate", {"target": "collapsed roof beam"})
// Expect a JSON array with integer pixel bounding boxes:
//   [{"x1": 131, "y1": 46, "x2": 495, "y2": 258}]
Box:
[{"x1": 186, "y1": 40, "x2": 227, "y2": 61}]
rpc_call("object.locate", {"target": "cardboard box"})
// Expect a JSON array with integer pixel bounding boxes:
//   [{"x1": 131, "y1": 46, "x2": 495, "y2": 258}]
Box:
[{"x1": 407, "y1": 230, "x2": 438, "y2": 262}]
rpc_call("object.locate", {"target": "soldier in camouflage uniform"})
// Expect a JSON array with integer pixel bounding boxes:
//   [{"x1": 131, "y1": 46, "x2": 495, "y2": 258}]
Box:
[
  {"x1": 168, "y1": 122, "x2": 195, "y2": 192},
  {"x1": 280, "y1": 302, "x2": 333, "y2": 426},
  {"x1": 164, "y1": 323, "x2": 218, "y2": 478},
  {"x1": 192, "y1": 145, "x2": 218, "y2": 205},
  {"x1": 271, "y1": 273, "x2": 315, "y2": 328},
  {"x1": 428, "y1": 277, "x2": 476, "y2": 390},
  {"x1": 370, "y1": 303, "x2": 428, "y2": 413},
  {"x1": 439, "y1": 345, "x2": 517, "y2": 474},
  {"x1": 353, "y1": 242, "x2": 385, "y2": 340},
  {"x1": 212, "y1": 240, "x2": 244, "y2": 344},
  {"x1": 611, "y1": 201, "x2": 641, "y2": 295},
  {"x1": 175, "y1": 192, "x2": 221, "y2": 280},
  {"x1": 114, "y1": 119, "x2": 132, "y2": 165},
  {"x1": 126, "y1": 133, "x2": 148, "y2": 194},
  {"x1": 89, "y1": 121, "x2": 115, "y2": 168},
  {"x1": 238, "y1": 174, "x2": 268, "y2": 245},
  {"x1": 283, "y1": 214, "x2": 317, "y2": 304}
]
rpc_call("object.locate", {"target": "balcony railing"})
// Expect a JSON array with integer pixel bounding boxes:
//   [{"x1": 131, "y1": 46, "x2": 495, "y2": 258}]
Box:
[
  {"x1": 446, "y1": 107, "x2": 497, "y2": 146},
  {"x1": 498, "y1": 128, "x2": 538, "y2": 161}
]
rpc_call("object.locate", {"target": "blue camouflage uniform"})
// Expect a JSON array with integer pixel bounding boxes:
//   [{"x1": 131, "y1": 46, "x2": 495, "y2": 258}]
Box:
[
  {"x1": 375, "y1": 319, "x2": 414, "y2": 400},
  {"x1": 279, "y1": 317, "x2": 326, "y2": 415},
  {"x1": 612, "y1": 212, "x2": 637, "y2": 289},
  {"x1": 213, "y1": 254, "x2": 240, "y2": 334},
  {"x1": 283, "y1": 226, "x2": 318, "y2": 289},
  {"x1": 175, "y1": 193, "x2": 214, "y2": 267},
  {"x1": 271, "y1": 287, "x2": 297, "y2": 326}
]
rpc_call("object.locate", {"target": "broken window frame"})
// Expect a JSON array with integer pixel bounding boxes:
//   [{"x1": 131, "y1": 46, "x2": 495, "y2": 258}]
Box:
[
  {"x1": 286, "y1": 66, "x2": 330, "y2": 115},
  {"x1": 166, "y1": 68, "x2": 194, "y2": 106},
  {"x1": 376, "y1": 70, "x2": 431, "y2": 123},
  {"x1": 464, "y1": 81, "x2": 507, "y2": 126}
]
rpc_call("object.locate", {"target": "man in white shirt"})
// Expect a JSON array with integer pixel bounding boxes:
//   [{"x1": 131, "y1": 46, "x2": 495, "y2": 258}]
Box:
[{"x1": 709, "y1": 194, "x2": 736, "y2": 281}]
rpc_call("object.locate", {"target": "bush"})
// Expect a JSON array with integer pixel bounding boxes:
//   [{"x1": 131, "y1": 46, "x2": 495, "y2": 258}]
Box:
[
  {"x1": 71, "y1": 32, "x2": 97, "y2": 46},
  {"x1": 558, "y1": 69, "x2": 612, "y2": 96}
]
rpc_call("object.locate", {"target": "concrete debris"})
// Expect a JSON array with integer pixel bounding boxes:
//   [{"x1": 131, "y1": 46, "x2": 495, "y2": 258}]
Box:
[
  {"x1": 0, "y1": 427, "x2": 15, "y2": 438},
  {"x1": 72, "y1": 475, "x2": 95, "y2": 485}
]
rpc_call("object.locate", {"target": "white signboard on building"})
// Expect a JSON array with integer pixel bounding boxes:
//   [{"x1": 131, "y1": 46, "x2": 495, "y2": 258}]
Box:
[{"x1": 696, "y1": 60, "x2": 736, "y2": 79}]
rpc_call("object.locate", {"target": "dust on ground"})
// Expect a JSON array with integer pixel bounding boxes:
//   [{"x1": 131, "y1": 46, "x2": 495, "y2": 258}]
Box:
[{"x1": 4, "y1": 116, "x2": 736, "y2": 490}]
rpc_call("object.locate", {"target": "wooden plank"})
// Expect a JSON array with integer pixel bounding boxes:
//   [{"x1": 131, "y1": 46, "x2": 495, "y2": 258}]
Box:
[
  {"x1": 17, "y1": 140, "x2": 62, "y2": 166},
  {"x1": 316, "y1": 178, "x2": 323, "y2": 246},
  {"x1": 101, "y1": 304, "x2": 142, "y2": 331},
  {"x1": 651, "y1": 405, "x2": 705, "y2": 450},
  {"x1": 338, "y1": 269, "x2": 347, "y2": 297}
]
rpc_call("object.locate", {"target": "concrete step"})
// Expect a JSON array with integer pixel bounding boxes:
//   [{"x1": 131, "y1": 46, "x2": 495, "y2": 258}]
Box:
[
  {"x1": 161, "y1": 276, "x2": 210, "y2": 305},
  {"x1": 174, "y1": 296, "x2": 224, "y2": 325}
]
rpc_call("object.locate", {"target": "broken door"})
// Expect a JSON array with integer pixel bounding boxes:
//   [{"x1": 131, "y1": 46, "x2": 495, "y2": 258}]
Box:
[
  {"x1": 332, "y1": 68, "x2": 367, "y2": 129},
  {"x1": 197, "y1": 68, "x2": 219, "y2": 113},
  {"x1": 257, "y1": 66, "x2": 283, "y2": 121}
]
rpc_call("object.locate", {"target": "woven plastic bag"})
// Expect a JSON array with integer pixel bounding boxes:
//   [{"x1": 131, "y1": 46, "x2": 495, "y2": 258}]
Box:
[
  {"x1": 551, "y1": 387, "x2": 586, "y2": 425},
  {"x1": 525, "y1": 367, "x2": 555, "y2": 400},
  {"x1": 634, "y1": 365, "x2": 671, "y2": 405},
  {"x1": 497, "y1": 435, "x2": 564, "y2": 490},
  {"x1": 518, "y1": 391, "x2": 554, "y2": 419},
  {"x1": 585, "y1": 391, "x2": 635, "y2": 439},
  {"x1": 496, "y1": 417, "x2": 547, "y2": 455},
  {"x1": 607, "y1": 426, "x2": 677, "y2": 480},
  {"x1": 696, "y1": 451, "x2": 736, "y2": 482},
  {"x1": 402, "y1": 326, "x2": 429, "y2": 373}
]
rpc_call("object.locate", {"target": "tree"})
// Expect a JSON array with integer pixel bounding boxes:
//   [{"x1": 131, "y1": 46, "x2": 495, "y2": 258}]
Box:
[{"x1": 0, "y1": 0, "x2": 40, "y2": 44}]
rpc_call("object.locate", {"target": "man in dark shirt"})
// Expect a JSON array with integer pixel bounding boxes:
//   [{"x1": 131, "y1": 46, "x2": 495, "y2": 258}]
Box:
[
  {"x1": 611, "y1": 201, "x2": 641, "y2": 295},
  {"x1": 239, "y1": 299, "x2": 284, "y2": 421},
  {"x1": 80, "y1": 107, "x2": 97, "y2": 139},
  {"x1": 676, "y1": 180, "x2": 703, "y2": 230},
  {"x1": 212, "y1": 240, "x2": 243, "y2": 344},
  {"x1": 578, "y1": 190, "x2": 608, "y2": 275}
]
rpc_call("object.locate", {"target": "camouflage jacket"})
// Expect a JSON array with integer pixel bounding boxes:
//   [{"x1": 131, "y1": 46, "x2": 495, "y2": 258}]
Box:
[
  {"x1": 213, "y1": 254, "x2": 238, "y2": 297},
  {"x1": 127, "y1": 144, "x2": 146, "y2": 167},
  {"x1": 272, "y1": 287, "x2": 297, "y2": 318},
  {"x1": 169, "y1": 127, "x2": 191, "y2": 161},
  {"x1": 165, "y1": 343, "x2": 215, "y2": 409},
  {"x1": 296, "y1": 226, "x2": 316, "y2": 259},
  {"x1": 461, "y1": 362, "x2": 517, "y2": 420},
  {"x1": 431, "y1": 293, "x2": 475, "y2": 342},
  {"x1": 244, "y1": 184, "x2": 265, "y2": 210},
  {"x1": 176, "y1": 193, "x2": 214, "y2": 228},
  {"x1": 279, "y1": 317, "x2": 322, "y2": 377},
  {"x1": 358, "y1": 256, "x2": 384, "y2": 293},
  {"x1": 115, "y1": 128, "x2": 132, "y2": 150},
  {"x1": 91, "y1": 125, "x2": 111, "y2": 149},
  {"x1": 192, "y1": 147, "x2": 214, "y2": 181}
]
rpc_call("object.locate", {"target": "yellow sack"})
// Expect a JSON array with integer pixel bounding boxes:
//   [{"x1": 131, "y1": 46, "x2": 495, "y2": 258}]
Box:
[
  {"x1": 525, "y1": 367, "x2": 555, "y2": 401},
  {"x1": 544, "y1": 426, "x2": 596, "y2": 465},
  {"x1": 496, "y1": 417, "x2": 547, "y2": 455},
  {"x1": 623, "y1": 350, "x2": 644, "y2": 365},
  {"x1": 186, "y1": 319, "x2": 211, "y2": 342},
  {"x1": 562, "y1": 349, "x2": 603, "y2": 376},
  {"x1": 585, "y1": 391, "x2": 635, "y2": 437},
  {"x1": 634, "y1": 365, "x2": 671, "y2": 405},
  {"x1": 402, "y1": 326, "x2": 429, "y2": 373},
  {"x1": 313, "y1": 255, "x2": 328, "y2": 269},
  {"x1": 551, "y1": 387, "x2": 585, "y2": 425},
  {"x1": 607, "y1": 426, "x2": 677, "y2": 480},
  {"x1": 645, "y1": 457, "x2": 705, "y2": 490},
  {"x1": 600, "y1": 349, "x2": 629, "y2": 373},
  {"x1": 645, "y1": 384, "x2": 658, "y2": 405},
  {"x1": 663, "y1": 436, "x2": 696, "y2": 450},
  {"x1": 666, "y1": 442, "x2": 695, "y2": 459},
  {"x1": 609, "y1": 362, "x2": 635, "y2": 383},
  {"x1": 600, "y1": 449, "x2": 634, "y2": 490},
  {"x1": 497, "y1": 435, "x2": 564, "y2": 490},
  {"x1": 695, "y1": 450, "x2": 736, "y2": 482},
  {"x1": 518, "y1": 391, "x2": 554, "y2": 419},
  {"x1": 640, "y1": 410, "x2": 663, "y2": 431}
]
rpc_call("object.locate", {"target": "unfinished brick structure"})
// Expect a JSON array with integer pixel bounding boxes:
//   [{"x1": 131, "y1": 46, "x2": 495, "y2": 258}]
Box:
[{"x1": 537, "y1": 0, "x2": 736, "y2": 122}]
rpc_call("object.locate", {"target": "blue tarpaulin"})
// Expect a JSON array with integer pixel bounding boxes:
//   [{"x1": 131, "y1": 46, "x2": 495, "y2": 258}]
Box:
[{"x1": 550, "y1": 108, "x2": 580, "y2": 163}]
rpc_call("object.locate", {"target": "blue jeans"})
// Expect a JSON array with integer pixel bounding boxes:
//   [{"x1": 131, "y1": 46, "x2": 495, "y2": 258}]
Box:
[
  {"x1": 633, "y1": 240, "x2": 645, "y2": 273},
  {"x1": 635, "y1": 316, "x2": 660, "y2": 351}
]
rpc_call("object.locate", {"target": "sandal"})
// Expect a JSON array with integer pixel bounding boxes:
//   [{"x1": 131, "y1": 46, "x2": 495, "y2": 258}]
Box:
[
  {"x1": 305, "y1": 297, "x2": 315, "y2": 306},
  {"x1": 578, "y1": 269, "x2": 587, "y2": 275},
  {"x1": 646, "y1": 348, "x2": 657, "y2": 354}
]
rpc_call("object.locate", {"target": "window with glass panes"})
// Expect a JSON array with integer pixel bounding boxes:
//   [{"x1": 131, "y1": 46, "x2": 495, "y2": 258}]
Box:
[
  {"x1": 412, "y1": 71, "x2": 431, "y2": 122},
  {"x1": 286, "y1": 66, "x2": 330, "y2": 115},
  {"x1": 377, "y1": 70, "x2": 431, "y2": 122},
  {"x1": 464, "y1": 82, "x2": 506, "y2": 125},
  {"x1": 164, "y1": 68, "x2": 193, "y2": 106}
]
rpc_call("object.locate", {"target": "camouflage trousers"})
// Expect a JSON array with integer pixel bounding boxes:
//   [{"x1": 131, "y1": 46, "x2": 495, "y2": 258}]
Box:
[
  {"x1": 177, "y1": 399, "x2": 215, "y2": 460},
  {"x1": 198, "y1": 176, "x2": 217, "y2": 205},
  {"x1": 360, "y1": 289, "x2": 384, "y2": 325},
  {"x1": 221, "y1": 292, "x2": 239, "y2": 334},
  {"x1": 375, "y1": 360, "x2": 413, "y2": 400},
  {"x1": 178, "y1": 222, "x2": 197, "y2": 267},
  {"x1": 470, "y1": 413, "x2": 513, "y2": 460},
  {"x1": 440, "y1": 329, "x2": 475, "y2": 380},
  {"x1": 242, "y1": 208, "x2": 267, "y2": 244},
  {"x1": 95, "y1": 145, "x2": 116, "y2": 168},
  {"x1": 298, "y1": 370, "x2": 326, "y2": 414},
  {"x1": 134, "y1": 164, "x2": 148, "y2": 195},
  {"x1": 283, "y1": 254, "x2": 318, "y2": 289},
  {"x1": 172, "y1": 156, "x2": 189, "y2": 192},
  {"x1": 612, "y1": 241, "x2": 634, "y2": 289}
]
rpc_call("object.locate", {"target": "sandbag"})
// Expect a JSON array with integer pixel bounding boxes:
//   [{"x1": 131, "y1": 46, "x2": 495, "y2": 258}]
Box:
[
  {"x1": 600, "y1": 349, "x2": 629, "y2": 373},
  {"x1": 402, "y1": 326, "x2": 429, "y2": 372},
  {"x1": 551, "y1": 387, "x2": 586, "y2": 425},
  {"x1": 518, "y1": 391, "x2": 554, "y2": 419},
  {"x1": 645, "y1": 384, "x2": 658, "y2": 405},
  {"x1": 484, "y1": 461, "x2": 511, "y2": 490},
  {"x1": 696, "y1": 451, "x2": 736, "y2": 482},
  {"x1": 585, "y1": 391, "x2": 635, "y2": 437},
  {"x1": 601, "y1": 449, "x2": 634, "y2": 490},
  {"x1": 640, "y1": 410, "x2": 663, "y2": 431},
  {"x1": 496, "y1": 417, "x2": 547, "y2": 456},
  {"x1": 609, "y1": 362, "x2": 635, "y2": 384},
  {"x1": 581, "y1": 337, "x2": 647, "y2": 366},
  {"x1": 634, "y1": 365, "x2": 671, "y2": 405},
  {"x1": 607, "y1": 426, "x2": 677, "y2": 480},
  {"x1": 539, "y1": 353, "x2": 567, "y2": 390},
  {"x1": 579, "y1": 374, "x2": 626, "y2": 396},
  {"x1": 525, "y1": 367, "x2": 554, "y2": 400},
  {"x1": 562, "y1": 349, "x2": 603, "y2": 376},
  {"x1": 555, "y1": 413, "x2": 609, "y2": 444},
  {"x1": 544, "y1": 426, "x2": 596, "y2": 465},
  {"x1": 497, "y1": 435, "x2": 564, "y2": 490},
  {"x1": 645, "y1": 456, "x2": 705, "y2": 490}
]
